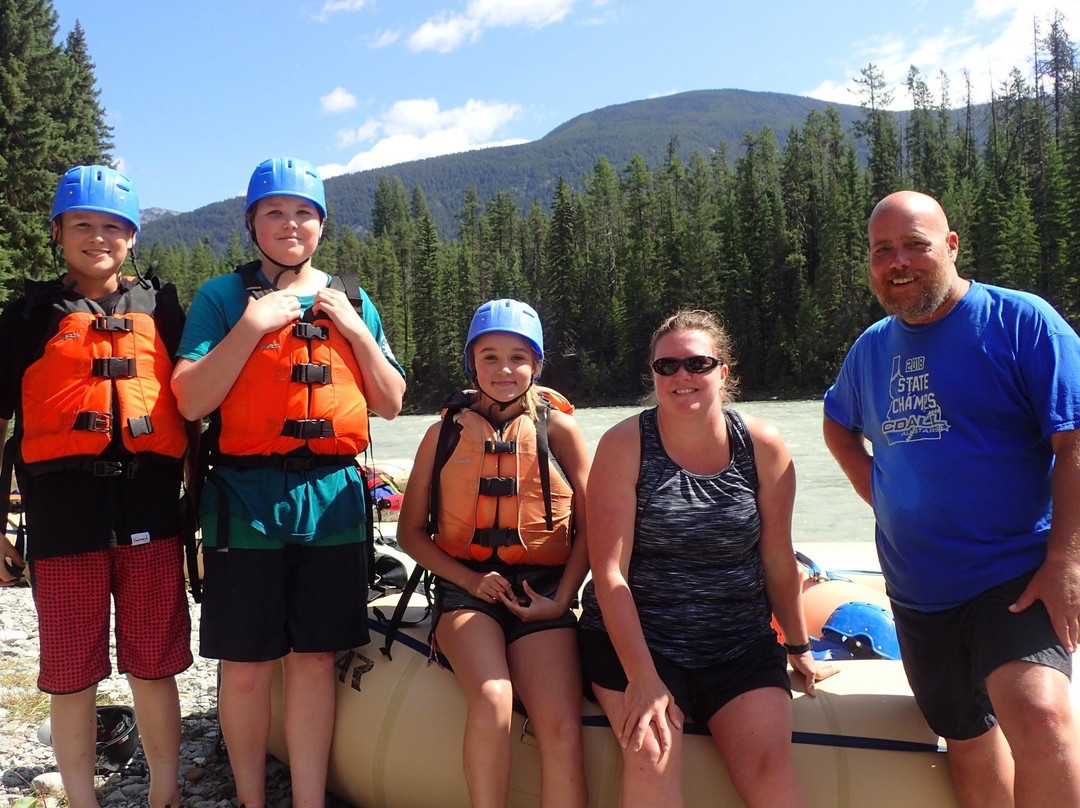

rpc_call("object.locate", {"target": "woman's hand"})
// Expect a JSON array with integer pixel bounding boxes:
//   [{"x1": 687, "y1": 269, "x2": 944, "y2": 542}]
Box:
[
  {"x1": 500, "y1": 579, "x2": 566, "y2": 622},
  {"x1": 620, "y1": 673, "x2": 683, "y2": 757},
  {"x1": 788, "y1": 652, "x2": 838, "y2": 697}
]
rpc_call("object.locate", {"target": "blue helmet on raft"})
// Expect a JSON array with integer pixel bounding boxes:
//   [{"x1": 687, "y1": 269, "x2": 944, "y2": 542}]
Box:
[{"x1": 821, "y1": 601, "x2": 901, "y2": 660}]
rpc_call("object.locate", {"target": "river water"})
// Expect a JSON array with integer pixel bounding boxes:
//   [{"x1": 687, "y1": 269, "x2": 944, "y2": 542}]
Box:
[{"x1": 368, "y1": 399, "x2": 877, "y2": 549}]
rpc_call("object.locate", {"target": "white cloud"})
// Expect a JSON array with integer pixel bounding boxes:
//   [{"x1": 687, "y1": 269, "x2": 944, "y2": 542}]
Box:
[
  {"x1": 370, "y1": 29, "x2": 401, "y2": 49},
  {"x1": 321, "y1": 0, "x2": 367, "y2": 13},
  {"x1": 321, "y1": 86, "x2": 358, "y2": 114},
  {"x1": 804, "y1": 0, "x2": 1078, "y2": 109},
  {"x1": 320, "y1": 98, "x2": 527, "y2": 179},
  {"x1": 408, "y1": 0, "x2": 578, "y2": 53}
]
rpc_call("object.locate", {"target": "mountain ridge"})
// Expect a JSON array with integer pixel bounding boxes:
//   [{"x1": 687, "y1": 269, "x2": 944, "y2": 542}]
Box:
[{"x1": 138, "y1": 88, "x2": 880, "y2": 252}]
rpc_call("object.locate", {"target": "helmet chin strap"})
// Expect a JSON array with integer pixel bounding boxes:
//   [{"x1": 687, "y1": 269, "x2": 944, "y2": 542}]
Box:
[
  {"x1": 473, "y1": 375, "x2": 531, "y2": 413},
  {"x1": 249, "y1": 229, "x2": 310, "y2": 288}
]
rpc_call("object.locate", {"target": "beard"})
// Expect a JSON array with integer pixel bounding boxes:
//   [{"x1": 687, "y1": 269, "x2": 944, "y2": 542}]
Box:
[{"x1": 869, "y1": 269, "x2": 953, "y2": 323}]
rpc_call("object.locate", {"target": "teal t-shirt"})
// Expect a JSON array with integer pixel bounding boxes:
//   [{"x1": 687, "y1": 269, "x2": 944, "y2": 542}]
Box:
[{"x1": 177, "y1": 266, "x2": 404, "y2": 548}]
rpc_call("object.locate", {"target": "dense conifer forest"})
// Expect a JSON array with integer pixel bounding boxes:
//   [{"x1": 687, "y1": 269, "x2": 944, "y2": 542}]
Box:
[{"x1": 3, "y1": 1, "x2": 1079, "y2": 409}]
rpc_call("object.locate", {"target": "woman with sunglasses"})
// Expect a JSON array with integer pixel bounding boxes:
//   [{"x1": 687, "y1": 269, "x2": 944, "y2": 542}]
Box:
[{"x1": 578, "y1": 309, "x2": 833, "y2": 808}]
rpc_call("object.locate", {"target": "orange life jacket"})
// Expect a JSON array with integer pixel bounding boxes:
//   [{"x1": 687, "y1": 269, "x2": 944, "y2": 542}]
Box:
[
  {"x1": 19, "y1": 277, "x2": 187, "y2": 472},
  {"x1": 214, "y1": 263, "x2": 369, "y2": 463},
  {"x1": 432, "y1": 388, "x2": 574, "y2": 566}
]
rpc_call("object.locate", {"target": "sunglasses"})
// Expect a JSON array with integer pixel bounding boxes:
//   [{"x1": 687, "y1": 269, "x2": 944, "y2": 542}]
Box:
[{"x1": 651, "y1": 355, "x2": 722, "y2": 376}]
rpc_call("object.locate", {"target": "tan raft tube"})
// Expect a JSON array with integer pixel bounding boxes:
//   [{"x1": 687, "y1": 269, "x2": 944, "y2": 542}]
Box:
[{"x1": 265, "y1": 572, "x2": 1034, "y2": 808}]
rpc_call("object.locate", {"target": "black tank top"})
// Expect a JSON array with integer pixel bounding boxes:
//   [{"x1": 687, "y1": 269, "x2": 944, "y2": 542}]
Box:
[{"x1": 579, "y1": 408, "x2": 775, "y2": 667}]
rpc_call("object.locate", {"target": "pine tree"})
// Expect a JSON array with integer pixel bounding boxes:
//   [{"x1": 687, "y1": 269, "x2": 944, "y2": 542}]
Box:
[
  {"x1": 56, "y1": 22, "x2": 112, "y2": 165},
  {"x1": 852, "y1": 63, "x2": 903, "y2": 204},
  {"x1": 0, "y1": 1, "x2": 112, "y2": 294}
]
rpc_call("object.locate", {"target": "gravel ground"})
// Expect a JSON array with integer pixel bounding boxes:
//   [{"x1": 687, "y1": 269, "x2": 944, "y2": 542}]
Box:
[{"x1": 0, "y1": 582, "x2": 353, "y2": 808}]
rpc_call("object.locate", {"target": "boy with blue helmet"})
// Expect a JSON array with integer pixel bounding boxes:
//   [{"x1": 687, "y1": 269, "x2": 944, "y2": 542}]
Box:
[
  {"x1": 0, "y1": 164, "x2": 192, "y2": 808},
  {"x1": 172, "y1": 157, "x2": 406, "y2": 807}
]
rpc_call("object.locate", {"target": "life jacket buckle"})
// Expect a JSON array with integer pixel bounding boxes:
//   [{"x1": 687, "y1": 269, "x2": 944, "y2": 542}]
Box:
[
  {"x1": 484, "y1": 439, "x2": 516, "y2": 454},
  {"x1": 91, "y1": 357, "x2": 136, "y2": 378},
  {"x1": 74, "y1": 411, "x2": 112, "y2": 433},
  {"x1": 92, "y1": 315, "x2": 133, "y2": 333},
  {"x1": 282, "y1": 419, "x2": 335, "y2": 440},
  {"x1": 478, "y1": 476, "x2": 517, "y2": 497},
  {"x1": 293, "y1": 322, "x2": 329, "y2": 341},
  {"x1": 127, "y1": 415, "x2": 154, "y2": 438},
  {"x1": 91, "y1": 460, "x2": 124, "y2": 477},
  {"x1": 292, "y1": 363, "x2": 331, "y2": 384},
  {"x1": 472, "y1": 527, "x2": 520, "y2": 548}
]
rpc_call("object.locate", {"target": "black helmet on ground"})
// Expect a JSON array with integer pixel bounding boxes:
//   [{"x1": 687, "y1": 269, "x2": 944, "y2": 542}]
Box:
[{"x1": 37, "y1": 705, "x2": 141, "y2": 774}]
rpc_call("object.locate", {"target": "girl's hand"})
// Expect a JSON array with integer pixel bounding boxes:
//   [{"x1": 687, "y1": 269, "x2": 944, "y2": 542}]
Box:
[{"x1": 472, "y1": 570, "x2": 511, "y2": 604}]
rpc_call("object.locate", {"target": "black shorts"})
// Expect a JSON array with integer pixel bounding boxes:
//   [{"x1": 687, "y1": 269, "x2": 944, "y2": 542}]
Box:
[
  {"x1": 433, "y1": 566, "x2": 577, "y2": 644},
  {"x1": 200, "y1": 541, "x2": 369, "y2": 662},
  {"x1": 893, "y1": 569, "x2": 1072, "y2": 741},
  {"x1": 579, "y1": 629, "x2": 790, "y2": 726}
]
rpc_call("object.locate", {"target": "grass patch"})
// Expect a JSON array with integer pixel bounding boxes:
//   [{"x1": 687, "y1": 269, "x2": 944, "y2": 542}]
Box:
[{"x1": 0, "y1": 667, "x2": 49, "y2": 723}]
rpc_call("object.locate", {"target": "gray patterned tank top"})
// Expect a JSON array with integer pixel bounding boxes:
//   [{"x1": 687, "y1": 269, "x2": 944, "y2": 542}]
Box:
[{"x1": 579, "y1": 407, "x2": 775, "y2": 667}]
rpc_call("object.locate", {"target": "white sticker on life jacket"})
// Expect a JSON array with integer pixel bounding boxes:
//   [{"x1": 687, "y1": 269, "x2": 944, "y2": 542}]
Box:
[{"x1": 131, "y1": 532, "x2": 150, "y2": 546}]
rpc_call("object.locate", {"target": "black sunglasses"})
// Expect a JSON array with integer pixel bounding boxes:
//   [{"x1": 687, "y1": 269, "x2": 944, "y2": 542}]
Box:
[{"x1": 651, "y1": 355, "x2": 722, "y2": 376}]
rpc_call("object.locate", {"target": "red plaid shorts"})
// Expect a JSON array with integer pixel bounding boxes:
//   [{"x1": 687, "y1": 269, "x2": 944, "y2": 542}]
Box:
[{"x1": 30, "y1": 537, "x2": 193, "y2": 694}]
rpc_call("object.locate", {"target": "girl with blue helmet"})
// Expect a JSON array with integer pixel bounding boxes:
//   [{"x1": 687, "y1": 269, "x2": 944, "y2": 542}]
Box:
[
  {"x1": 398, "y1": 299, "x2": 590, "y2": 808},
  {"x1": 172, "y1": 157, "x2": 406, "y2": 807}
]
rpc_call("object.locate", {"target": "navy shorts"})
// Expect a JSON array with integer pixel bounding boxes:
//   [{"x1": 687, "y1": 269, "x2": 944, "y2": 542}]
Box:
[
  {"x1": 200, "y1": 541, "x2": 369, "y2": 662},
  {"x1": 432, "y1": 566, "x2": 577, "y2": 644},
  {"x1": 893, "y1": 569, "x2": 1072, "y2": 740},
  {"x1": 579, "y1": 628, "x2": 790, "y2": 726}
]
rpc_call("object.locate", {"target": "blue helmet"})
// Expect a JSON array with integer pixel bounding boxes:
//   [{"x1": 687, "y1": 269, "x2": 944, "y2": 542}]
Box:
[
  {"x1": 464, "y1": 299, "x2": 545, "y2": 379},
  {"x1": 50, "y1": 165, "x2": 140, "y2": 233},
  {"x1": 245, "y1": 157, "x2": 327, "y2": 219},
  {"x1": 822, "y1": 601, "x2": 901, "y2": 660}
]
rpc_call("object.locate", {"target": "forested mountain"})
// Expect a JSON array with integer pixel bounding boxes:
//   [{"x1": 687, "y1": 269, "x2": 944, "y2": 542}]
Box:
[{"x1": 140, "y1": 90, "x2": 871, "y2": 252}]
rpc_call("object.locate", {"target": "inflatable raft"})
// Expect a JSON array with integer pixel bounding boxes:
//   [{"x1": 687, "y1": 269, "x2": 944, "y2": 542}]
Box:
[{"x1": 266, "y1": 548, "x2": 981, "y2": 808}]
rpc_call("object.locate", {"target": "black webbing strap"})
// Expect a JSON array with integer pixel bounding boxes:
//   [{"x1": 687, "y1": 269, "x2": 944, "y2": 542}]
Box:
[
  {"x1": 535, "y1": 405, "x2": 554, "y2": 530},
  {"x1": 0, "y1": 436, "x2": 25, "y2": 568},
  {"x1": 425, "y1": 391, "x2": 471, "y2": 535},
  {"x1": 379, "y1": 563, "x2": 428, "y2": 661},
  {"x1": 472, "y1": 527, "x2": 520, "y2": 547}
]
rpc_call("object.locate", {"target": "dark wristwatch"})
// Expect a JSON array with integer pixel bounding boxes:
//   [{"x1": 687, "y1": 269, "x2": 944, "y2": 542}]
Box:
[{"x1": 783, "y1": 640, "x2": 813, "y2": 655}]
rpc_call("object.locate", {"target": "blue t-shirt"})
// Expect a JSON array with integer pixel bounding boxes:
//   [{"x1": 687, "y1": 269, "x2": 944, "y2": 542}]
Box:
[
  {"x1": 177, "y1": 267, "x2": 404, "y2": 546},
  {"x1": 824, "y1": 282, "x2": 1080, "y2": 611}
]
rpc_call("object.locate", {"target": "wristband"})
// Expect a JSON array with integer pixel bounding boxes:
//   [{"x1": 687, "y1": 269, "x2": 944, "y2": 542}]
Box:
[{"x1": 783, "y1": 640, "x2": 813, "y2": 655}]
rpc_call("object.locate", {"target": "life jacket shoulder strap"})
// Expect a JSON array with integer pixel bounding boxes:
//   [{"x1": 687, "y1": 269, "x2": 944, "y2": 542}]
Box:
[
  {"x1": 234, "y1": 261, "x2": 271, "y2": 299},
  {"x1": 426, "y1": 390, "x2": 474, "y2": 535}
]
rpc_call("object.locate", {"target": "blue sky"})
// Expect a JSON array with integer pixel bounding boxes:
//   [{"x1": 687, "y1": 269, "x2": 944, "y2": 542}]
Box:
[{"x1": 52, "y1": 0, "x2": 1078, "y2": 213}]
